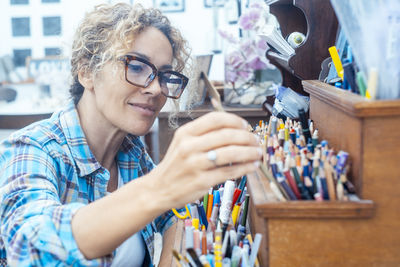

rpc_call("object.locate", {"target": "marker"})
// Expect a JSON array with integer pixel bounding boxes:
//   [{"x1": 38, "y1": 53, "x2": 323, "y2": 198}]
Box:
[
  {"x1": 197, "y1": 203, "x2": 208, "y2": 230},
  {"x1": 343, "y1": 59, "x2": 357, "y2": 93},
  {"x1": 207, "y1": 188, "x2": 214, "y2": 220},
  {"x1": 239, "y1": 194, "x2": 250, "y2": 230},
  {"x1": 214, "y1": 229, "x2": 223, "y2": 267},
  {"x1": 231, "y1": 204, "x2": 241, "y2": 227},
  {"x1": 249, "y1": 233, "x2": 262, "y2": 267},
  {"x1": 203, "y1": 193, "x2": 209, "y2": 215},
  {"x1": 231, "y1": 188, "x2": 242, "y2": 209},
  {"x1": 328, "y1": 46, "x2": 344, "y2": 80},
  {"x1": 193, "y1": 228, "x2": 201, "y2": 255},
  {"x1": 210, "y1": 202, "x2": 220, "y2": 227},
  {"x1": 298, "y1": 109, "x2": 311, "y2": 143},
  {"x1": 231, "y1": 246, "x2": 241, "y2": 267},
  {"x1": 219, "y1": 180, "x2": 235, "y2": 239},
  {"x1": 366, "y1": 67, "x2": 378, "y2": 100},
  {"x1": 185, "y1": 219, "x2": 194, "y2": 249},
  {"x1": 246, "y1": 234, "x2": 260, "y2": 267},
  {"x1": 356, "y1": 71, "x2": 367, "y2": 97}
]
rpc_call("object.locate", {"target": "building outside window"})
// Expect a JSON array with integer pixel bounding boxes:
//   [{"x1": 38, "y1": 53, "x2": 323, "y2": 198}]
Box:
[
  {"x1": 10, "y1": 0, "x2": 29, "y2": 4},
  {"x1": 43, "y1": 16, "x2": 61, "y2": 36},
  {"x1": 13, "y1": 49, "x2": 31, "y2": 67},
  {"x1": 11, "y1": 17, "x2": 31, "y2": 37},
  {"x1": 45, "y1": 47, "x2": 61, "y2": 56}
]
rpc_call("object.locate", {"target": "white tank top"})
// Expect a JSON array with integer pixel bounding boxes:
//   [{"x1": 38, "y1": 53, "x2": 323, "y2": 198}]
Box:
[{"x1": 109, "y1": 166, "x2": 146, "y2": 267}]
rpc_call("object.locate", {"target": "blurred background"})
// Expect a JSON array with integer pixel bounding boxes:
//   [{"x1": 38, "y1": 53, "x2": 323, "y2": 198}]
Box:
[{"x1": 0, "y1": 0, "x2": 282, "y2": 162}]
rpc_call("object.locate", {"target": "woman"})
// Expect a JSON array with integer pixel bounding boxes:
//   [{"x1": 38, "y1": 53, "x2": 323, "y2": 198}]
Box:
[{"x1": 0, "y1": 3, "x2": 261, "y2": 266}]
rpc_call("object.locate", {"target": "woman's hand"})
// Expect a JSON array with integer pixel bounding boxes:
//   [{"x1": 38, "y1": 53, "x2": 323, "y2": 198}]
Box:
[{"x1": 150, "y1": 112, "x2": 262, "y2": 210}]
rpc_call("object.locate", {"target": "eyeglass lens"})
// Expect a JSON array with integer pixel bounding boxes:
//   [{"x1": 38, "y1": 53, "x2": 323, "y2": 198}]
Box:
[{"x1": 126, "y1": 58, "x2": 185, "y2": 98}]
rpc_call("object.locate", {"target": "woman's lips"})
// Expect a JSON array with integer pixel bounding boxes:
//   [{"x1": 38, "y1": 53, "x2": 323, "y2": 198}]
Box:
[{"x1": 128, "y1": 103, "x2": 156, "y2": 116}]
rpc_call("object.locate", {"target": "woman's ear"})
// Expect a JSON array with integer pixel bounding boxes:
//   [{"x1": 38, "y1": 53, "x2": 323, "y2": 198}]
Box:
[{"x1": 78, "y1": 70, "x2": 94, "y2": 92}]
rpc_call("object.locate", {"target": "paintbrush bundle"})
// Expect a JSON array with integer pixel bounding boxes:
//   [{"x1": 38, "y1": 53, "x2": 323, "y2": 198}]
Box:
[
  {"x1": 253, "y1": 115, "x2": 358, "y2": 202},
  {"x1": 172, "y1": 178, "x2": 262, "y2": 267}
]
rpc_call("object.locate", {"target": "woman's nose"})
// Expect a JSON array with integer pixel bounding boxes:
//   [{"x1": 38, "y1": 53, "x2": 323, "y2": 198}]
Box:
[{"x1": 142, "y1": 75, "x2": 163, "y2": 97}]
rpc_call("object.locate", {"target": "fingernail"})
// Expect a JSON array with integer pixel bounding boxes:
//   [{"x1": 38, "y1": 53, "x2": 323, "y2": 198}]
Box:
[
  {"x1": 254, "y1": 161, "x2": 260, "y2": 167},
  {"x1": 257, "y1": 147, "x2": 262, "y2": 156},
  {"x1": 254, "y1": 134, "x2": 260, "y2": 143}
]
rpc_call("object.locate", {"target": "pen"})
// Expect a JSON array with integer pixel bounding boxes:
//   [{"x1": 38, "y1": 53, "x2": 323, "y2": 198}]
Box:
[
  {"x1": 328, "y1": 46, "x2": 344, "y2": 80},
  {"x1": 298, "y1": 109, "x2": 311, "y2": 143}
]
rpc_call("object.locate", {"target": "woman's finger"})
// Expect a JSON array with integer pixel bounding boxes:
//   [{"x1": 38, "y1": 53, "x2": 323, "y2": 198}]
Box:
[
  {"x1": 188, "y1": 128, "x2": 260, "y2": 153},
  {"x1": 202, "y1": 161, "x2": 260, "y2": 186},
  {"x1": 177, "y1": 112, "x2": 248, "y2": 137},
  {"x1": 185, "y1": 145, "x2": 262, "y2": 170}
]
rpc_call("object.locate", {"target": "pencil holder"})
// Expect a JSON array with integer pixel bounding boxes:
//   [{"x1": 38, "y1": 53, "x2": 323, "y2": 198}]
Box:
[{"x1": 247, "y1": 80, "x2": 400, "y2": 266}]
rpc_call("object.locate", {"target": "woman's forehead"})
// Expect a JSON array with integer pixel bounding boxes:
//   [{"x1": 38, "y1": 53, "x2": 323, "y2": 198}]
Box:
[{"x1": 127, "y1": 26, "x2": 173, "y2": 67}]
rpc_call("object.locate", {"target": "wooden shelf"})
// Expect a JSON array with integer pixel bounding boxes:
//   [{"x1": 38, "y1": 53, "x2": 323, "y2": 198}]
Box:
[
  {"x1": 304, "y1": 80, "x2": 400, "y2": 117},
  {"x1": 248, "y1": 171, "x2": 374, "y2": 219},
  {"x1": 248, "y1": 80, "x2": 400, "y2": 266}
]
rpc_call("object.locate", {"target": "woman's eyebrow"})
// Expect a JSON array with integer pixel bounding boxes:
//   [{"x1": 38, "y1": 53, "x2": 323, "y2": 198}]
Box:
[
  {"x1": 159, "y1": 64, "x2": 173, "y2": 71},
  {"x1": 129, "y1": 51, "x2": 173, "y2": 70},
  {"x1": 129, "y1": 51, "x2": 149, "y2": 60}
]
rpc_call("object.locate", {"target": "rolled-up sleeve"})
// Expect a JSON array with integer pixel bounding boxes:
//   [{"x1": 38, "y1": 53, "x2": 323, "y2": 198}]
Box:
[{"x1": 0, "y1": 143, "x2": 112, "y2": 266}]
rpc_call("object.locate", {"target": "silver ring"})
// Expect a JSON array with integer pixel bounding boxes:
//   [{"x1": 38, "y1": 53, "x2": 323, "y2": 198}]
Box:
[{"x1": 207, "y1": 150, "x2": 217, "y2": 166}]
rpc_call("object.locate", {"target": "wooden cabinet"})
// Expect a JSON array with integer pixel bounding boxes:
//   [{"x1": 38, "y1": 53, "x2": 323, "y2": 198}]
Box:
[{"x1": 247, "y1": 80, "x2": 400, "y2": 266}]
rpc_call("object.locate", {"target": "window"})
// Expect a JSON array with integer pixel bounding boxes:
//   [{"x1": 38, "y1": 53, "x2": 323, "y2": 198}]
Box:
[
  {"x1": 13, "y1": 49, "x2": 31, "y2": 67},
  {"x1": 42, "y1": 0, "x2": 60, "y2": 2},
  {"x1": 12, "y1": 17, "x2": 30, "y2": 37},
  {"x1": 43, "y1": 16, "x2": 61, "y2": 36},
  {"x1": 45, "y1": 47, "x2": 61, "y2": 56},
  {"x1": 10, "y1": 0, "x2": 29, "y2": 4}
]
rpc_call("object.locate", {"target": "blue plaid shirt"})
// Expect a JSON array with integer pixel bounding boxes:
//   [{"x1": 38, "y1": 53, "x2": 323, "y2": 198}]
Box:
[{"x1": 0, "y1": 101, "x2": 176, "y2": 266}]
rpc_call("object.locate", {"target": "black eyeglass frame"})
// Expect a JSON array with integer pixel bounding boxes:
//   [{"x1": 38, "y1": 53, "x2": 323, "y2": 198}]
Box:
[{"x1": 121, "y1": 55, "x2": 189, "y2": 99}]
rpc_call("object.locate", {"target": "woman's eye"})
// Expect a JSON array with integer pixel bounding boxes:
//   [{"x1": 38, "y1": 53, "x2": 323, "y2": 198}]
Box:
[{"x1": 127, "y1": 64, "x2": 144, "y2": 73}]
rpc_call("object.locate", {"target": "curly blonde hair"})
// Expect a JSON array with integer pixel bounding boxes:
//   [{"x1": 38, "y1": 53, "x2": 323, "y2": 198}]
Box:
[{"x1": 70, "y1": 3, "x2": 193, "y2": 118}]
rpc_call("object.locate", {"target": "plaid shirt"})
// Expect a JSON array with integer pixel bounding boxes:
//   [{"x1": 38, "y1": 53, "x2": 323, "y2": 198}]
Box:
[{"x1": 0, "y1": 101, "x2": 176, "y2": 266}]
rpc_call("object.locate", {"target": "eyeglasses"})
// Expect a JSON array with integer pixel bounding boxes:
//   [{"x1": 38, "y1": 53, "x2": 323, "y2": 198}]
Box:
[{"x1": 120, "y1": 55, "x2": 189, "y2": 99}]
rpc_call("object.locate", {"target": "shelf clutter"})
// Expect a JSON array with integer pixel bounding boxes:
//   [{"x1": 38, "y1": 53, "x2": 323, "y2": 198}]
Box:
[
  {"x1": 247, "y1": 81, "x2": 400, "y2": 266},
  {"x1": 165, "y1": 0, "x2": 400, "y2": 265}
]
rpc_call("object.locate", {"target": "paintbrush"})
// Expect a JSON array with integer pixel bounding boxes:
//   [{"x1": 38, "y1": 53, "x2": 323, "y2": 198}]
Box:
[{"x1": 201, "y1": 72, "x2": 288, "y2": 201}]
